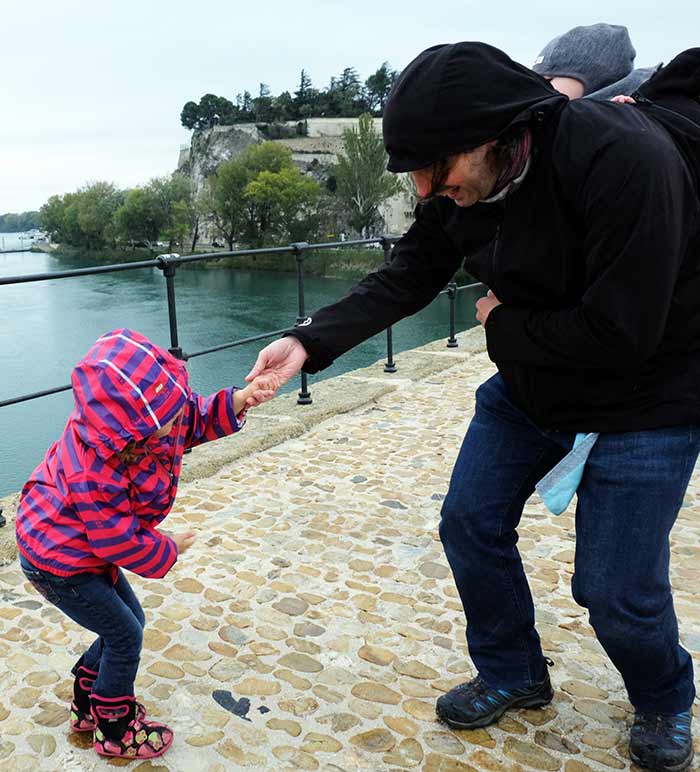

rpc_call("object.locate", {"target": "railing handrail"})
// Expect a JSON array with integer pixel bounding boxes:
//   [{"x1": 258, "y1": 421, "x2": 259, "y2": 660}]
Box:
[
  {"x1": 1, "y1": 235, "x2": 482, "y2": 410},
  {"x1": 0, "y1": 236, "x2": 399, "y2": 286}
]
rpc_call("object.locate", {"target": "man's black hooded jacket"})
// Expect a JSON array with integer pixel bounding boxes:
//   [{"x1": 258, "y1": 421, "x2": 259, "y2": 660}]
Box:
[{"x1": 289, "y1": 44, "x2": 700, "y2": 433}]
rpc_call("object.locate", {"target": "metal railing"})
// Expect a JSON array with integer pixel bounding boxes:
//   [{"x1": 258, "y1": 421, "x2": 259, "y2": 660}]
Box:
[{"x1": 0, "y1": 236, "x2": 482, "y2": 409}]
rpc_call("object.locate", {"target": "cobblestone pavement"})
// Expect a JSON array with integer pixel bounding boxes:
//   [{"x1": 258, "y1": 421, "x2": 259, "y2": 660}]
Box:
[{"x1": 1, "y1": 334, "x2": 699, "y2": 771}]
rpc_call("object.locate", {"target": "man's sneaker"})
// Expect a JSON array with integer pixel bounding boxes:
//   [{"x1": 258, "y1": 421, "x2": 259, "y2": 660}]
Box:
[
  {"x1": 436, "y1": 671, "x2": 554, "y2": 730},
  {"x1": 629, "y1": 710, "x2": 694, "y2": 772}
]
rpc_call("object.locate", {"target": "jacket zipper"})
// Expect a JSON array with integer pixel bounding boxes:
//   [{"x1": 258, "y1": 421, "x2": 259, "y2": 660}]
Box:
[
  {"x1": 633, "y1": 93, "x2": 700, "y2": 133},
  {"x1": 151, "y1": 413, "x2": 185, "y2": 489}
]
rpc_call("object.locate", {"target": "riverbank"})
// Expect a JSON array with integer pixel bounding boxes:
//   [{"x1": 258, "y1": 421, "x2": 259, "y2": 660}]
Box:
[
  {"x1": 184, "y1": 246, "x2": 386, "y2": 280},
  {"x1": 2, "y1": 325, "x2": 699, "y2": 772},
  {"x1": 30, "y1": 241, "x2": 384, "y2": 279},
  {"x1": 29, "y1": 241, "x2": 472, "y2": 282}
]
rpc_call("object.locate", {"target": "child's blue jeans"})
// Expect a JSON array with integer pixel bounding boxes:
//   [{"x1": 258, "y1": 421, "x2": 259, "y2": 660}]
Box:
[
  {"x1": 440, "y1": 373, "x2": 698, "y2": 714},
  {"x1": 19, "y1": 553, "x2": 145, "y2": 698}
]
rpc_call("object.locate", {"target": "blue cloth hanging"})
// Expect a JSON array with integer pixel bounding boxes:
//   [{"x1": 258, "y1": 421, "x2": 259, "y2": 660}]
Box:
[{"x1": 535, "y1": 432, "x2": 599, "y2": 515}]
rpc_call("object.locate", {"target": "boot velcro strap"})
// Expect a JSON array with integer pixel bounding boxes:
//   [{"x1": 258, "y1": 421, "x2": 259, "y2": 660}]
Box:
[{"x1": 95, "y1": 705, "x2": 130, "y2": 720}]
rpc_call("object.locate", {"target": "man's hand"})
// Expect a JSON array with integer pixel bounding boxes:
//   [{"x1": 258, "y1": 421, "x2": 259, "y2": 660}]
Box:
[
  {"x1": 235, "y1": 373, "x2": 281, "y2": 410},
  {"x1": 610, "y1": 95, "x2": 636, "y2": 104},
  {"x1": 172, "y1": 531, "x2": 196, "y2": 554},
  {"x1": 246, "y1": 337, "x2": 308, "y2": 387},
  {"x1": 476, "y1": 290, "x2": 502, "y2": 326}
]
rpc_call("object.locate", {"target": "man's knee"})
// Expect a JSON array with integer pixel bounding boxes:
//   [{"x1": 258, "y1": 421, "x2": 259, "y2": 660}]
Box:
[
  {"x1": 572, "y1": 572, "x2": 668, "y2": 636},
  {"x1": 474, "y1": 374, "x2": 505, "y2": 415},
  {"x1": 439, "y1": 492, "x2": 488, "y2": 550}
]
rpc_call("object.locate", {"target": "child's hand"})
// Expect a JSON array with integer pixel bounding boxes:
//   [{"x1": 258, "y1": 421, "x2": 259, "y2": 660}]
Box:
[
  {"x1": 235, "y1": 373, "x2": 281, "y2": 411},
  {"x1": 247, "y1": 373, "x2": 281, "y2": 406},
  {"x1": 172, "y1": 531, "x2": 196, "y2": 554}
]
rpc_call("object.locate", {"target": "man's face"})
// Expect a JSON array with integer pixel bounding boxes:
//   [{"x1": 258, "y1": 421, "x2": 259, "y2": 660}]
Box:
[{"x1": 411, "y1": 141, "x2": 501, "y2": 207}]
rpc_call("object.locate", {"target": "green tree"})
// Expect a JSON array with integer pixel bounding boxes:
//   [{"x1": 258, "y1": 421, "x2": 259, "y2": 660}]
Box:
[
  {"x1": 205, "y1": 157, "x2": 248, "y2": 250},
  {"x1": 272, "y1": 91, "x2": 294, "y2": 123},
  {"x1": 0, "y1": 211, "x2": 41, "y2": 232},
  {"x1": 242, "y1": 142, "x2": 293, "y2": 176},
  {"x1": 180, "y1": 101, "x2": 200, "y2": 130},
  {"x1": 148, "y1": 173, "x2": 193, "y2": 250},
  {"x1": 294, "y1": 69, "x2": 319, "y2": 118},
  {"x1": 40, "y1": 196, "x2": 67, "y2": 240},
  {"x1": 202, "y1": 142, "x2": 322, "y2": 248},
  {"x1": 61, "y1": 194, "x2": 84, "y2": 246},
  {"x1": 40, "y1": 186, "x2": 121, "y2": 248},
  {"x1": 236, "y1": 91, "x2": 254, "y2": 122},
  {"x1": 294, "y1": 69, "x2": 312, "y2": 104},
  {"x1": 334, "y1": 113, "x2": 401, "y2": 237},
  {"x1": 237, "y1": 144, "x2": 297, "y2": 245},
  {"x1": 76, "y1": 182, "x2": 123, "y2": 249},
  {"x1": 198, "y1": 94, "x2": 223, "y2": 128},
  {"x1": 245, "y1": 165, "x2": 320, "y2": 245},
  {"x1": 181, "y1": 94, "x2": 237, "y2": 130},
  {"x1": 254, "y1": 83, "x2": 274, "y2": 123},
  {"x1": 364, "y1": 62, "x2": 396, "y2": 114},
  {"x1": 114, "y1": 187, "x2": 161, "y2": 245},
  {"x1": 325, "y1": 68, "x2": 362, "y2": 117}
]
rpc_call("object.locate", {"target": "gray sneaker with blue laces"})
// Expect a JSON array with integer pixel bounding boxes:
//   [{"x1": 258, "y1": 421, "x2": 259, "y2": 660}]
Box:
[
  {"x1": 629, "y1": 710, "x2": 694, "y2": 772},
  {"x1": 435, "y1": 671, "x2": 554, "y2": 729}
]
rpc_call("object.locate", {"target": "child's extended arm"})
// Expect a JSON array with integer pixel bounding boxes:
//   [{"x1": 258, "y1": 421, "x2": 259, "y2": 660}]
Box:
[{"x1": 184, "y1": 374, "x2": 280, "y2": 449}]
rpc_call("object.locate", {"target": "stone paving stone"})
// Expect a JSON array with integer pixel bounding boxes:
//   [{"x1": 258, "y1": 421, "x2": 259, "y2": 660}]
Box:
[{"x1": 1, "y1": 329, "x2": 700, "y2": 770}]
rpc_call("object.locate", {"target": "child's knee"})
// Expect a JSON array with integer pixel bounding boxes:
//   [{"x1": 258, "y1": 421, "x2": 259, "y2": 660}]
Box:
[{"x1": 134, "y1": 606, "x2": 146, "y2": 629}]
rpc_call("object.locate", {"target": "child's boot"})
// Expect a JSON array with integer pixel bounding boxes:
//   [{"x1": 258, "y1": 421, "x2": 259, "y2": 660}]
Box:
[
  {"x1": 70, "y1": 658, "x2": 99, "y2": 732},
  {"x1": 90, "y1": 693, "x2": 173, "y2": 759},
  {"x1": 70, "y1": 657, "x2": 146, "y2": 732}
]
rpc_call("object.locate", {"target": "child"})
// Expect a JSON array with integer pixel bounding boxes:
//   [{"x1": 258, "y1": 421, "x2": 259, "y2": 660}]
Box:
[
  {"x1": 532, "y1": 23, "x2": 659, "y2": 101},
  {"x1": 15, "y1": 328, "x2": 279, "y2": 760}
]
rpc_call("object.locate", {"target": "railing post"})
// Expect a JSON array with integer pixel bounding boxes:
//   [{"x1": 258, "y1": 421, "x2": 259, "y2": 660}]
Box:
[
  {"x1": 446, "y1": 279, "x2": 459, "y2": 348},
  {"x1": 157, "y1": 253, "x2": 186, "y2": 360},
  {"x1": 381, "y1": 236, "x2": 397, "y2": 373},
  {"x1": 292, "y1": 242, "x2": 312, "y2": 405}
]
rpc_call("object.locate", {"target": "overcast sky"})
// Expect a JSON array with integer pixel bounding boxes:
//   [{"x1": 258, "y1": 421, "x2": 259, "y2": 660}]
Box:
[{"x1": 1, "y1": 0, "x2": 697, "y2": 214}]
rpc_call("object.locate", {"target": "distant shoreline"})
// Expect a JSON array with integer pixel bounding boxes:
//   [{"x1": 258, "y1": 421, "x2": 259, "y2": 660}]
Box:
[
  {"x1": 29, "y1": 241, "x2": 474, "y2": 283},
  {"x1": 29, "y1": 241, "x2": 386, "y2": 280}
]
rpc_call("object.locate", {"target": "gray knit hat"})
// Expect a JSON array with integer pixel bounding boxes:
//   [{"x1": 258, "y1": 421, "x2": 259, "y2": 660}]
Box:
[{"x1": 533, "y1": 23, "x2": 636, "y2": 95}]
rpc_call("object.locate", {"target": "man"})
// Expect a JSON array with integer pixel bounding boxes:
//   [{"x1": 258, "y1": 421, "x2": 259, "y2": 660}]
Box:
[{"x1": 248, "y1": 43, "x2": 700, "y2": 772}]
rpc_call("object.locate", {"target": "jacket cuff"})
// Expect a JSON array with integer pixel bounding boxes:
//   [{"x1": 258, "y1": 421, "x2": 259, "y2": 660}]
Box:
[
  {"x1": 282, "y1": 331, "x2": 335, "y2": 374},
  {"x1": 484, "y1": 303, "x2": 518, "y2": 362},
  {"x1": 228, "y1": 387, "x2": 247, "y2": 432}
]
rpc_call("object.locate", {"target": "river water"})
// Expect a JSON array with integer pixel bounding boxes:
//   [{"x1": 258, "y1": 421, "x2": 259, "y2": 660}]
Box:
[{"x1": 0, "y1": 245, "x2": 481, "y2": 495}]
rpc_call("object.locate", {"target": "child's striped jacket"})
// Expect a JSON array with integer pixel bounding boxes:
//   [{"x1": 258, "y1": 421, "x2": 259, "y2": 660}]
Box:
[{"x1": 16, "y1": 329, "x2": 244, "y2": 580}]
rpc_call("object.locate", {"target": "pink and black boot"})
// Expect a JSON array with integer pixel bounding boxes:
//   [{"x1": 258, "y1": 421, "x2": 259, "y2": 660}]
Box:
[
  {"x1": 70, "y1": 659, "x2": 147, "y2": 732},
  {"x1": 70, "y1": 661, "x2": 100, "y2": 732},
  {"x1": 90, "y1": 693, "x2": 173, "y2": 759}
]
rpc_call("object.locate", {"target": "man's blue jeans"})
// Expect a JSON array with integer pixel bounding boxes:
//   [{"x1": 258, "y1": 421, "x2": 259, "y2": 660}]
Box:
[
  {"x1": 440, "y1": 373, "x2": 697, "y2": 714},
  {"x1": 19, "y1": 553, "x2": 145, "y2": 698}
]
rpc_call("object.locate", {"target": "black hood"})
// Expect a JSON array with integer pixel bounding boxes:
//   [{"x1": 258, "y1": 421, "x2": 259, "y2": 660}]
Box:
[
  {"x1": 383, "y1": 42, "x2": 567, "y2": 172},
  {"x1": 635, "y1": 48, "x2": 700, "y2": 192}
]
